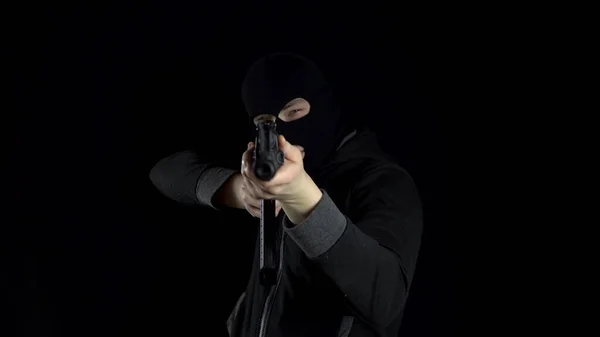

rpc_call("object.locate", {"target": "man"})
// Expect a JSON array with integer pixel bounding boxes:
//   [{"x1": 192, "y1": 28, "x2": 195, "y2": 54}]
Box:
[{"x1": 149, "y1": 53, "x2": 423, "y2": 337}]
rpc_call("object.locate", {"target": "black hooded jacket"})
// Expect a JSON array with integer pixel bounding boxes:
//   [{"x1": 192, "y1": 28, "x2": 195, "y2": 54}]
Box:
[{"x1": 149, "y1": 126, "x2": 423, "y2": 337}]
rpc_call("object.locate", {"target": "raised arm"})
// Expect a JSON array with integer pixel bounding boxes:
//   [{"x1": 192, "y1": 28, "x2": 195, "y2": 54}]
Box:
[{"x1": 149, "y1": 150, "x2": 242, "y2": 209}]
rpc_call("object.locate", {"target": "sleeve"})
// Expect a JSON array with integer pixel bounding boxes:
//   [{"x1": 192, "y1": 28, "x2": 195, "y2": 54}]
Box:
[
  {"x1": 282, "y1": 166, "x2": 423, "y2": 327},
  {"x1": 149, "y1": 150, "x2": 238, "y2": 209}
]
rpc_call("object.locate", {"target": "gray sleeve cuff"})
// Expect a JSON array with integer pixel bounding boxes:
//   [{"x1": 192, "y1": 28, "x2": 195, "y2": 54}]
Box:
[
  {"x1": 282, "y1": 190, "x2": 347, "y2": 259},
  {"x1": 195, "y1": 166, "x2": 238, "y2": 209}
]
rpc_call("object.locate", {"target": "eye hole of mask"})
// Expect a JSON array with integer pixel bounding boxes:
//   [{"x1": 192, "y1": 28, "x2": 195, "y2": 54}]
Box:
[{"x1": 278, "y1": 98, "x2": 310, "y2": 122}]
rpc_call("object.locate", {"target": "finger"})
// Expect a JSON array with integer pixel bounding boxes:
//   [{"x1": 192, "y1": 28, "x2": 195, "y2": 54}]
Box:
[
  {"x1": 245, "y1": 204, "x2": 261, "y2": 218},
  {"x1": 245, "y1": 175, "x2": 278, "y2": 200},
  {"x1": 294, "y1": 145, "x2": 305, "y2": 159},
  {"x1": 241, "y1": 188, "x2": 261, "y2": 210},
  {"x1": 247, "y1": 195, "x2": 261, "y2": 210},
  {"x1": 241, "y1": 142, "x2": 255, "y2": 176},
  {"x1": 241, "y1": 184, "x2": 261, "y2": 218},
  {"x1": 242, "y1": 178, "x2": 259, "y2": 199},
  {"x1": 278, "y1": 135, "x2": 303, "y2": 162},
  {"x1": 249, "y1": 198, "x2": 261, "y2": 210}
]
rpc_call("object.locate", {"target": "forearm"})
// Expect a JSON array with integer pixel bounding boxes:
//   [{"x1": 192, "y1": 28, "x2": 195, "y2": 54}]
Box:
[
  {"x1": 311, "y1": 221, "x2": 409, "y2": 327},
  {"x1": 282, "y1": 190, "x2": 412, "y2": 327},
  {"x1": 280, "y1": 172, "x2": 323, "y2": 225},
  {"x1": 211, "y1": 172, "x2": 245, "y2": 210},
  {"x1": 148, "y1": 150, "x2": 240, "y2": 209},
  {"x1": 149, "y1": 151, "x2": 211, "y2": 205}
]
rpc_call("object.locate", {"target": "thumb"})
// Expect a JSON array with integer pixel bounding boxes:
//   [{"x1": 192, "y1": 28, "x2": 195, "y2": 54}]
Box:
[
  {"x1": 279, "y1": 135, "x2": 303, "y2": 161},
  {"x1": 278, "y1": 135, "x2": 288, "y2": 151},
  {"x1": 297, "y1": 147, "x2": 305, "y2": 159}
]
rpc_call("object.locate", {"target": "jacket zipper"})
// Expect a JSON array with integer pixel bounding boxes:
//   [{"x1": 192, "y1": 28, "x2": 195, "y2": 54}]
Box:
[{"x1": 258, "y1": 229, "x2": 285, "y2": 337}]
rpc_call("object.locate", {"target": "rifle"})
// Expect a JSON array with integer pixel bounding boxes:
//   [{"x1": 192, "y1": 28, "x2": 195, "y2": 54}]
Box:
[{"x1": 252, "y1": 114, "x2": 284, "y2": 286}]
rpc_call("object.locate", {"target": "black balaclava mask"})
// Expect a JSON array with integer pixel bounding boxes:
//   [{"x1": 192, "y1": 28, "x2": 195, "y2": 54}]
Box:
[{"x1": 241, "y1": 53, "x2": 351, "y2": 176}]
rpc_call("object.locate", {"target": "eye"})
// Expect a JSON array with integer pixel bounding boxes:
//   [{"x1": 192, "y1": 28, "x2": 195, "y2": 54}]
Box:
[{"x1": 278, "y1": 104, "x2": 308, "y2": 122}]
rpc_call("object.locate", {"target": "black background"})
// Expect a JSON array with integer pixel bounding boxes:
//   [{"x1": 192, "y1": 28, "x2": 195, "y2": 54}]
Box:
[{"x1": 6, "y1": 2, "x2": 457, "y2": 336}]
